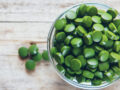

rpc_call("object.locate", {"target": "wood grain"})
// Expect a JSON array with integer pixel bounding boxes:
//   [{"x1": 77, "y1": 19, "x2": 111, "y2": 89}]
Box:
[
  {"x1": 0, "y1": 0, "x2": 120, "y2": 90},
  {"x1": 0, "y1": 0, "x2": 119, "y2": 22}
]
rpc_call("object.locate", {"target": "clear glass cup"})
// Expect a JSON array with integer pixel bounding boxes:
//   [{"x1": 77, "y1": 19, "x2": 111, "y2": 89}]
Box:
[{"x1": 47, "y1": 3, "x2": 120, "y2": 89}]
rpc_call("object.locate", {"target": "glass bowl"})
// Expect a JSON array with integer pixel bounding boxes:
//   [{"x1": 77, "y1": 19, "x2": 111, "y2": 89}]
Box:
[{"x1": 47, "y1": 3, "x2": 120, "y2": 89}]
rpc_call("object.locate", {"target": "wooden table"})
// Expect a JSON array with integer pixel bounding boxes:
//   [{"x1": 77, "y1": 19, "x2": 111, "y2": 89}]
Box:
[{"x1": 0, "y1": 0, "x2": 120, "y2": 90}]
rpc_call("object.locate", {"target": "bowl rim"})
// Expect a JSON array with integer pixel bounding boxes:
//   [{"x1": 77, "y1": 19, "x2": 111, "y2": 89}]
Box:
[{"x1": 47, "y1": 2, "x2": 120, "y2": 89}]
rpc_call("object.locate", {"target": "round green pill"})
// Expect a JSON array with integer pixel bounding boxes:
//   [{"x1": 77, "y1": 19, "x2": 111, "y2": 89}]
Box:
[
  {"x1": 83, "y1": 16, "x2": 92, "y2": 28},
  {"x1": 84, "y1": 48, "x2": 95, "y2": 58},
  {"x1": 107, "y1": 8, "x2": 118, "y2": 18},
  {"x1": 103, "y1": 40, "x2": 114, "y2": 48},
  {"x1": 64, "y1": 24, "x2": 75, "y2": 33},
  {"x1": 92, "y1": 31, "x2": 102, "y2": 42},
  {"x1": 83, "y1": 34, "x2": 93, "y2": 45},
  {"x1": 94, "y1": 45, "x2": 103, "y2": 53},
  {"x1": 76, "y1": 25, "x2": 87, "y2": 36},
  {"x1": 71, "y1": 38, "x2": 83, "y2": 48},
  {"x1": 105, "y1": 30, "x2": 119, "y2": 40},
  {"x1": 98, "y1": 9, "x2": 105, "y2": 15},
  {"x1": 66, "y1": 10, "x2": 77, "y2": 20},
  {"x1": 92, "y1": 79, "x2": 102, "y2": 86},
  {"x1": 100, "y1": 35, "x2": 108, "y2": 45},
  {"x1": 89, "y1": 68, "x2": 97, "y2": 73},
  {"x1": 101, "y1": 12, "x2": 112, "y2": 23},
  {"x1": 110, "y1": 52, "x2": 120, "y2": 62},
  {"x1": 70, "y1": 59, "x2": 81, "y2": 71},
  {"x1": 93, "y1": 24, "x2": 104, "y2": 31},
  {"x1": 99, "y1": 62, "x2": 109, "y2": 71},
  {"x1": 64, "y1": 35, "x2": 73, "y2": 45},
  {"x1": 99, "y1": 50, "x2": 109, "y2": 62},
  {"x1": 65, "y1": 55, "x2": 74, "y2": 67},
  {"x1": 56, "y1": 64, "x2": 65, "y2": 73},
  {"x1": 104, "y1": 69, "x2": 114, "y2": 80},
  {"x1": 112, "y1": 66, "x2": 120, "y2": 75},
  {"x1": 50, "y1": 47, "x2": 57, "y2": 57},
  {"x1": 114, "y1": 41, "x2": 120, "y2": 52},
  {"x1": 92, "y1": 16, "x2": 101, "y2": 24},
  {"x1": 83, "y1": 70, "x2": 94, "y2": 79},
  {"x1": 32, "y1": 53, "x2": 42, "y2": 62},
  {"x1": 29, "y1": 45, "x2": 39, "y2": 56},
  {"x1": 118, "y1": 25, "x2": 120, "y2": 34},
  {"x1": 108, "y1": 23, "x2": 117, "y2": 33},
  {"x1": 75, "y1": 69, "x2": 82, "y2": 75},
  {"x1": 76, "y1": 76, "x2": 86, "y2": 83},
  {"x1": 87, "y1": 6, "x2": 97, "y2": 16},
  {"x1": 61, "y1": 46, "x2": 71, "y2": 56},
  {"x1": 72, "y1": 48, "x2": 81, "y2": 56},
  {"x1": 25, "y1": 60, "x2": 36, "y2": 70},
  {"x1": 77, "y1": 55, "x2": 86, "y2": 67},
  {"x1": 95, "y1": 71, "x2": 103, "y2": 79},
  {"x1": 18, "y1": 47, "x2": 28, "y2": 58},
  {"x1": 113, "y1": 19, "x2": 120, "y2": 28},
  {"x1": 74, "y1": 18, "x2": 83, "y2": 25},
  {"x1": 87, "y1": 58, "x2": 98, "y2": 69},
  {"x1": 77, "y1": 4, "x2": 87, "y2": 17},
  {"x1": 42, "y1": 50, "x2": 49, "y2": 61},
  {"x1": 55, "y1": 32, "x2": 66, "y2": 42},
  {"x1": 54, "y1": 19, "x2": 66, "y2": 30},
  {"x1": 66, "y1": 68, "x2": 75, "y2": 75},
  {"x1": 55, "y1": 52, "x2": 64, "y2": 64}
]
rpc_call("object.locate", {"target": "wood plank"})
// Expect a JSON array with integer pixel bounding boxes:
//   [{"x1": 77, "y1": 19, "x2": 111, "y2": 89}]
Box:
[
  {"x1": 0, "y1": 22, "x2": 51, "y2": 41},
  {"x1": 0, "y1": 40, "x2": 47, "y2": 56},
  {"x1": 0, "y1": 0, "x2": 83, "y2": 22},
  {"x1": 0, "y1": 56, "x2": 80, "y2": 90},
  {"x1": 0, "y1": 0, "x2": 119, "y2": 22}
]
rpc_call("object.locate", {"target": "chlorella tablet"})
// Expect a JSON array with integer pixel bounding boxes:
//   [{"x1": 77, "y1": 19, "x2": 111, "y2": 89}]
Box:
[
  {"x1": 87, "y1": 58, "x2": 98, "y2": 68},
  {"x1": 42, "y1": 50, "x2": 49, "y2": 61},
  {"x1": 101, "y1": 12, "x2": 112, "y2": 23},
  {"x1": 107, "y1": 8, "x2": 118, "y2": 18},
  {"x1": 65, "y1": 55, "x2": 74, "y2": 67},
  {"x1": 25, "y1": 60, "x2": 36, "y2": 70},
  {"x1": 71, "y1": 38, "x2": 83, "y2": 48},
  {"x1": 64, "y1": 35, "x2": 73, "y2": 45},
  {"x1": 55, "y1": 19, "x2": 66, "y2": 30},
  {"x1": 55, "y1": 32, "x2": 66, "y2": 42},
  {"x1": 55, "y1": 52, "x2": 64, "y2": 64},
  {"x1": 92, "y1": 31, "x2": 102, "y2": 42},
  {"x1": 32, "y1": 53, "x2": 42, "y2": 62},
  {"x1": 29, "y1": 45, "x2": 39, "y2": 56},
  {"x1": 92, "y1": 16, "x2": 101, "y2": 24},
  {"x1": 70, "y1": 59, "x2": 82, "y2": 71},
  {"x1": 18, "y1": 47, "x2": 28, "y2": 58},
  {"x1": 56, "y1": 64, "x2": 65, "y2": 73},
  {"x1": 77, "y1": 4, "x2": 87, "y2": 17},
  {"x1": 83, "y1": 70, "x2": 94, "y2": 79},
  {"x1": 66, "y1": 10, "x2": 77, "y2": 20},
  {"x1": 93, "y1": 24, "x2": 104, "y2": 31},
  {"x1": 99, "y1": 50, "x2": 109, "y2": 62},
  {"x1": 84, "y1": 48, "x2": 95, "y2": 58},
  {"x1": 83, "y1": 16, "x2": 92, "y2": 28},
  {"x1": 83, "y1": 34, "x2": 93, "y2": 45},
  {"x1": 87, "y1": 6, "x2": 97, "y2": 16},
  {"x1": 99, "y1": 62, "x2": 109, "y2": 71},
  {"x1": 64, "y1": 24, "x2": 75, "y2": 33}
]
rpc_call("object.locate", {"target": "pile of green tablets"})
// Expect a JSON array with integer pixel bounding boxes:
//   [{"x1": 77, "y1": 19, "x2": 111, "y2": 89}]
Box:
[
  {"x1": 18, "y1": 44, "x2": 49, "y2": 71},
  {"x1": 51, "y1": 4, "x2": 120, "y2": 85}
]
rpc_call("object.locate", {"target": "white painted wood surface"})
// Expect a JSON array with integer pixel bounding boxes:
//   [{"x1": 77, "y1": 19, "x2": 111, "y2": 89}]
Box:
[{"x1": 0, "y1": 0, "x2": 120, "y2": 90}]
